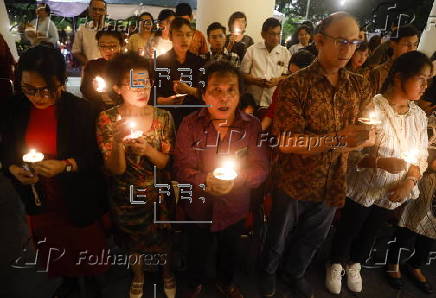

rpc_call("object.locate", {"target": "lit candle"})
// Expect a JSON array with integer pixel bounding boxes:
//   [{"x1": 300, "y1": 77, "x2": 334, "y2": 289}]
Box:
[
  {"x1": 402, "y1": 148, "x2": 419, "y2": 165},
  {"x1": 213, "y1": 160, "x2": 238, "y2": 181},
  {"x1": 22, "y1": 149, "x2": 44, "y2": 206},
  {"x1": 23, "y1": 149, "x2": 44, "y2": 163},
  {"x1": 125, "y1": 121, "x2": 144, "y2": 140},
  {"x1": 94, "y1": 76, "x2": 107, "y2": 92},
  {"x1": 358, "y1": 110, "x2": 381, "y2": 125},
  {"x1": 233, "y1": 27, "x2": 242, "y2": 36}
]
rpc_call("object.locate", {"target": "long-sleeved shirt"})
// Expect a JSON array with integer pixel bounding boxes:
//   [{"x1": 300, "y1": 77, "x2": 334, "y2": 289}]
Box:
[
  {"x1": 28, "y1": 17, "x2": 59, "y2": 47},
  {"x1": 347, "y1": 94, "x2": 428, "y2": 210},
  {"x1": 72, "y1": 22, "x2": 102, "y2": 61},
  {"x1": 173, "y1": 108, "x2": 269, "y2": 231}
]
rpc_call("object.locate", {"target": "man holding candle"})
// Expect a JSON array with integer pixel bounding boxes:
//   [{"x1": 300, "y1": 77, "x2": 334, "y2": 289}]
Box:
[
  {"x1": 260, "y1": 12, "x2": 374, "y2": 298},
  {"x1": 174, "y1": 61, "x2": 269, "y2": 297},
  {"x1": 155, "y1": 17, "x2": 205, "y2": 128},
  {"x1": 225, "y1": 11, "x2": 254, "y2": 60},
  {"x1": 175, "y1": 3, "x2": 208, "y2": 56},
  {"x1": 201, "y1": 22, "x2": 240, "y2": 68}
]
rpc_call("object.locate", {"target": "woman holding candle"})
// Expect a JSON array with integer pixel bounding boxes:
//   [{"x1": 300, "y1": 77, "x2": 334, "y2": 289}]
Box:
[
  {"x1": 288, "y1": 25, "x2": 312, "y2": 56},
  {"x1": 80, "y1": 30, "x2": 124, "y2": 111},
  {"x1": 0, "y1": 46, "x2": 109, "y2": 281},
  {"x1": 96, "y1": 52, "x2": 176, "y2": 298},
  {"x1": 127, "y1": 12, "x2": 155, "y2": 57},
  {"x1": 326, "y1": 51, "x2": 432, "y2": 295},
  {"x1": 384, "y1": 114, "x2": 436, "y2": 294},
  {"x1": 174, "y1": 61, "x2": 269, "y2": 297}
]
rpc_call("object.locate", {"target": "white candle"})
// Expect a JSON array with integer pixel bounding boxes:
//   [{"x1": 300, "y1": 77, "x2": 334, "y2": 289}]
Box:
[
  {"x1": 125, "y1": 121, "x2": 144, "y2": 140},
  {"x1": 22, "y1": 149, "x2": 44, "y2": 207},
  {"x1": 23, "y1": 149, "x2": 44, "y2": 163},
  {"x1": 402, "y1": 149, "x2": 419, "y2": 165},
  {"x1": 358, "y1": 110, "x2": 381, "y2": 125},
  {"x1": 94, "y1": 76, "x2": 107, "y2": 92},
  {"x1": 213, "y1": 160, "x2": 238, "y2": 181}
]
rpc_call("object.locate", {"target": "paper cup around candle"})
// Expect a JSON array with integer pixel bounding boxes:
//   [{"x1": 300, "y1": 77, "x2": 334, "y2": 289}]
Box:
[
  {"x1": 358, "y1": 117, "x2": 382, "y2": 125},
  {"x1": 213, "y1": 167, "x2": 238, "y2": 181},
  {"x1": 23, "y1": 149, "x2": 44, "y2": 163}
]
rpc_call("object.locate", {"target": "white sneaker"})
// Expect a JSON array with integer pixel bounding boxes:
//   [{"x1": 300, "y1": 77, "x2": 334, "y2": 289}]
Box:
[
  {"x1": 326, "y1": 263, "x2": 344, "y2": 294},
  {"x1": 346, "y1": 263, "x2": 362, "y2": 293}
]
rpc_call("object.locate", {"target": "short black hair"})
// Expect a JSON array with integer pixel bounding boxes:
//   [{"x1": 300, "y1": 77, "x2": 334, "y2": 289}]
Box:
[
  {"x1": 368, "y1": 34, "x2": 382, "y2": 52},
  {"x1": 207, "y1": 22, "x2": 226, "y2": 37},
  {"x1": 16, "y1": 46, "x2": 67, "y2": 94},
  {"x1": 95, "y1": 30, "x2": 124, "y2": 46},
  {"x1": 169, "y1": 17, "x2": 192, "y2": 34},
  {"x1": 175, "y1": 3, "x2": 192, "y2": 17},
  {"x1": 37, "y1": 3, "x2": 50, "y2": 14},
  {"x1": 139, "y1": 12, "x2": 154, "y2": 22},
  {"x1": 90, "y1": 0, "x2": 107, "y2": 8},
  {"x1": 262, "y1": 17, "x2": 281, "y2": 32},
  {"x1": 200, "y1": 61, "x2": 244, "y2": 95},
  {"x1": 289, "y1": 49, "x2": 315, "y2": 69},
  {"x1": 390, "y1": 24, "x2": 420, "y2": 42},
  {"x1": 105, "y1": 52, "x2": 153, "y2": 87},
  {"x1": 239, "y1": 93, "x2": 256, "y2": 111},
  {"x1": 158, "y1": 9, "x2": 175, "y2": 22},
  {"x1": 296, "y1": 25, "x2": 311, "y2": 36},
  {"x1": 381, "y1": 51, "x2": 433, "y2": 93},
  {"x1": 316, "y1": 11, "x2": 357, "y2": 34},
  {"x1": 228, "y1": 11, "x2": 247, "y2": 33}
]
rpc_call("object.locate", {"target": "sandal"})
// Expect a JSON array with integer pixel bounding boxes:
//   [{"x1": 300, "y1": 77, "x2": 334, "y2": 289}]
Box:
[
  {"x1": 130, "y1": 281, "x2": 144, "y2": 298},
  {"x1": 163, "y1": 275, "x2": 176, "y2": 298}
]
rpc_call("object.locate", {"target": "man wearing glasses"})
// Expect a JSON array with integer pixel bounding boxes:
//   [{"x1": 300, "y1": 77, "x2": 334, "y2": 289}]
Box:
[
  {"x1": 260, "y1": 12, "x2": 374, "y2": 298},
  {"x1": 72, "y1": 0, "x2": 107, "y2": 65},
  {"x1": 369, "y1": 24, "x2": 420, "y2": 95}
]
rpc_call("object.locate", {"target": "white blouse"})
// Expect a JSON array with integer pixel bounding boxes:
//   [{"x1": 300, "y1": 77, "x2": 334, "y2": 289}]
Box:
[{"x1": 347, "y1": 94, "x2": 428, "y2": 210}]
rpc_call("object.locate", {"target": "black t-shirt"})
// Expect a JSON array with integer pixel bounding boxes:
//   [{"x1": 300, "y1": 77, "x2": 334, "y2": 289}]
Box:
[{"x1": 154, "y1": 49, "x2": 205, "y2": 128}]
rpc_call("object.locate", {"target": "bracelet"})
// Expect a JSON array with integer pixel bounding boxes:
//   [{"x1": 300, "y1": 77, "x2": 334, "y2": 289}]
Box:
[{"x1": 405, "y1": 176, "x2": 418, "y2": 186}]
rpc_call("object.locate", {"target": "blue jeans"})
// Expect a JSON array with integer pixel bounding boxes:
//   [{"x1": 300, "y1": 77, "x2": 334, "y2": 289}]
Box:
[{"x1": 262, "y1": 189, "x2": 336, "y2": 279}]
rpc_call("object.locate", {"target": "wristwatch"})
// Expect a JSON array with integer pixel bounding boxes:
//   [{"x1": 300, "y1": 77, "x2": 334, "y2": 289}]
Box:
[{"x1": 64, "y1": 159, "x2": 73, "y2": 173}]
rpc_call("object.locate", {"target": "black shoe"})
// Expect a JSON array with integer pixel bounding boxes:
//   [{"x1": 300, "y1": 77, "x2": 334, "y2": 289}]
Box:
[
  {"x1": 260, "y1": 272, "x2": 276, "y2": 297},
  {"x1": 289, "y1": 277, "x2": 314, "y2": 298},
  {"x1": 405, "y1": 266, "x2": 434, "y2": 294},
  {"x1": 385, "y1": 271, "x2": 404, "y2": 289}
]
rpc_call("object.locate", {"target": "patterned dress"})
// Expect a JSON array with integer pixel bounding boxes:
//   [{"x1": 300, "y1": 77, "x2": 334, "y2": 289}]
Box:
[{"x1": 96, "y1": 106, "x2": 175, "y2": 253}]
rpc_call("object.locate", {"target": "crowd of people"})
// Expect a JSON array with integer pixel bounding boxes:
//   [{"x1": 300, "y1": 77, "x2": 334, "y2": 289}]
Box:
[{"x1": 1, "y1": 1, "x2": 436, "y2": 298}]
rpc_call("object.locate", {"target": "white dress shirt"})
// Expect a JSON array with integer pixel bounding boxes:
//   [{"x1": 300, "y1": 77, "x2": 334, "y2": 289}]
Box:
[
  {"x1": 28, "y1": 17, "x2": 59, "y2": 47},
  {"x1": 347, "y1": 94, "x2": 428, "y2": 210},
  {"x1": 240, "y1": 41, "x2": 291, "y2": 107},
  {"x1": 72, "y1": 22, "x2": 102, "y2": 61}
]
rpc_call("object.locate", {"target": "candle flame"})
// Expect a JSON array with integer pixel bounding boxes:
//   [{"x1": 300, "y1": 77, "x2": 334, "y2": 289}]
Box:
[
  {"x1": 23, "y1": 148, "x2": 44, "y2": 163},
  {"x1": 94, "y1": 76, "x2": 106, "y2": 92},
  {"x1": 403, "y1": 149, "x2": 419, "y2": 164}
]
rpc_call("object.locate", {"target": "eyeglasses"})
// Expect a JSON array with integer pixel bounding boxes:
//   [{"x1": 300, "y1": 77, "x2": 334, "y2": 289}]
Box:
[
  {"x1": 21, "y1": 85, "x2": 58, "y2": 97},
  {"x1": 320, "y1": 32, "x2": 363, "y2": 48}
]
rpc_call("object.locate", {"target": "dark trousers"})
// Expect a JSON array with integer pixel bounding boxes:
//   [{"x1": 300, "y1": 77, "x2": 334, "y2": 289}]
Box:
[
  {"x1": 387, "y1": 227, "x2": 435, "y2": 268},
  {"x1": 330, "y1": 198, "x2": 392, "y2": 264},
  {"x1": 262, "y1": 189, "x2": 336, "y2": 279},
  {"x1": 186, "y1": 220, "x2": 244, "y2": 287}
]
